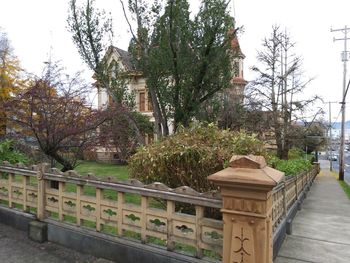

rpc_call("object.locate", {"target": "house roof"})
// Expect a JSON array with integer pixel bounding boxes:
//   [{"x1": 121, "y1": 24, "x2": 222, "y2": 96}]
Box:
[
  {"x1": 108, "y1": 46, "x2": 135, "y2": 71},
  {"x1": 229, "y1": 28, "x2": 245, "y2": 58},
  {"x1": 232, "y1": 77, "x2": 248, "y2": 85}
]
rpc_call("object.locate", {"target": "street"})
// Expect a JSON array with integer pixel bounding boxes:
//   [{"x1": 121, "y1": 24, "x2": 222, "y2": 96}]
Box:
[{"x1": 320, "y1": 152, "x2": 350, "y2": 184}]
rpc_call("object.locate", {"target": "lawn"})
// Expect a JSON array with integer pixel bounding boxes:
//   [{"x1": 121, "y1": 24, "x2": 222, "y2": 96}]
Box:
[
  {"x1": 63, "y1": 161, "x2": 137, "y2": 203},
  {"x1": 74, "y1": 161, "x2": 130, "y2": 181}
]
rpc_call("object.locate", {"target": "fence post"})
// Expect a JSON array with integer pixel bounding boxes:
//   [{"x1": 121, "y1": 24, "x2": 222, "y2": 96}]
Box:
[
  {"x1": 37, "y1": 163, "x2": 49, "y2": 221},
  {"x1": 314, "y1": 162, "x2": 320, "y2": 176},
  {"x1": 208, "y1": 155, "x2": 284, "y2": 263},
  {"x1": 283, "y1": 182, "x2": 287, "y2": 217}
]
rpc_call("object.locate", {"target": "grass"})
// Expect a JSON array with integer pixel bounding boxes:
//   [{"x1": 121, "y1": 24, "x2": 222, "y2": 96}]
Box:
[
  {"x1": 74, "y1": 161, "x2": 130, "y2": 180},
  {"x1": 62, "y1": 161, "x2": 141, "y2": 204},
  {"x1": 331, "y1": 171, "x2": 350, "y2": 199},
  {"x1": 339, "y1": 180, "x2": 350, "y2": 199}
]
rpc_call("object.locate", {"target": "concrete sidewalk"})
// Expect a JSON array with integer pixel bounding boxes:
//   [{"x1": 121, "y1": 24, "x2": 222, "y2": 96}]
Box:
[
  {"x1": 275, "y1": 161, "x2": 350, "y2": 263},
  {"x1": 0, "y1": 222, "x2": 113, "y2": 263}
]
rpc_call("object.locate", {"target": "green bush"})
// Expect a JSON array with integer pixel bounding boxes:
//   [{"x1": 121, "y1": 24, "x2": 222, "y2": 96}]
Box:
[
  {"x1": 274, "y1": 159, "x2": 312, "y2": 176},
  {"x1": 0, "y1": 140, "x2": 29, "y2": 164},
  {"x1": 266, "y1": 148, "x2": 313, "y2": 176},
  {"x1": 288, "y1": 148, "x2": 304, "y2": 160},
  {"x1": 266, "y1": 154, "x2": 280, "y2": 168},
  {"x1": 129, "y1": 124, "x2": 265, "y2": 192}
]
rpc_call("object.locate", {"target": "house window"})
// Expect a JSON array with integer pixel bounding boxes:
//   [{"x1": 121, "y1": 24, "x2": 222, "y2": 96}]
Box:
[
  {"x1": 148, "y1": 93, "x2": 153, "y2": 111},
  {"x1": 139, "y1": 92, "x2": 146, "y2": 112},
  {"x1": 234, "y1": 61, "x2": 240, "y2": 77}
]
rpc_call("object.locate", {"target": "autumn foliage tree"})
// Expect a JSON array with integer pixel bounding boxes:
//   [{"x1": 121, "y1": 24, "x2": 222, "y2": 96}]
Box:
[
  {"x1": 0, "y1": 29, "x2": 22, "y2": 137},
  {"x1": 6, "y1": 62, "x2": 108, "y2": 171}
]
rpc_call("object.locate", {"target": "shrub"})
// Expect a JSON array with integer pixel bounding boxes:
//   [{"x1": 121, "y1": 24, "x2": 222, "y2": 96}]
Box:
[
  {"x1": 0, "y1": 140, "x2": 29, "y2": 164},
  {"x1": 129, "y1": 124, "x2": 265, "y2": 192},
  {"x1": 266, "y1": 148, "x2": 314, "y2": 176},
  {"x1": 274, "y1": 159, "x2": 312, "y2": 176},
  {"x1": 266, "y1": 154, "x2": 280, "y2": 168},
  {"x1": 288, "y1": 148, "x2": 304, "y2": 160}
]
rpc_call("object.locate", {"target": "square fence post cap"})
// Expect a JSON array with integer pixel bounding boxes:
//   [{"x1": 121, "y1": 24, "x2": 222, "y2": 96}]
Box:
[
  {"x1": 208, "y1": 155, "x2": 284, "y2": 189},
  {"x1": 229, "y1": 155, "x2": 267, "y2": 169}
]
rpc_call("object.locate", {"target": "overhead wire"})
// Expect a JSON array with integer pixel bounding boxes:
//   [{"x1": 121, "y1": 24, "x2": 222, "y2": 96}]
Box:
[{"x1": 332, "y1": 107, "x2": 342, "y2": 128}]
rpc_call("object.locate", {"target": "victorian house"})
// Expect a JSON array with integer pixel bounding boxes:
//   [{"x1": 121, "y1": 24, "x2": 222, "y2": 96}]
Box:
[{"x1": 95, "y1": 31, "x2": 247, "y2": 162}]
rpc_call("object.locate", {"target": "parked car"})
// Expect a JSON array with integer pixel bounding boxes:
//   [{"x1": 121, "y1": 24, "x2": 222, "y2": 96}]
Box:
[{"x1": 328, "y1": 154, "x2": 338, "y2": 161}]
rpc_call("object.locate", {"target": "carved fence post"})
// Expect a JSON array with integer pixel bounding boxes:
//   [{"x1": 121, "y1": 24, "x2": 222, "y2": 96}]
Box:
[
  {"x1": 37, "y1": 163, "x2": 49, "y2": 221},
  {"x1": 208, "y1": 155, "x2": 284, "y2": 263}
]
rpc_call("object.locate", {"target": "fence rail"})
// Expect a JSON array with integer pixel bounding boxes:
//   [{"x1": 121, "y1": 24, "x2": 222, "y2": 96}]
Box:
[
  {"x1": 0, "y1": 161, "x2": 318, "y2": 262},
  {"x1": 272, "y1": 167, "x2": 318, "y2": 232}
]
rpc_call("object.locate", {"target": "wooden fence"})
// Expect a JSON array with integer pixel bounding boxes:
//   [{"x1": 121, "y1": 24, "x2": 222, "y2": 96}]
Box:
[
  {"x1": 272, "y1": 167, "x2": 318, "y2": 232},
  {"x1": 0, "y1": 161, "x2": 318, "y2": 262}
]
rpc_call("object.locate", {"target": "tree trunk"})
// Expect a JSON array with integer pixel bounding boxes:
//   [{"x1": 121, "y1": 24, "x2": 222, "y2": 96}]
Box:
[
  {"x1": 48, "y1": 151, "x2": 74, "y2": 172},
  {"x1": 148, "y1": 87, "x2": 164, "y2": 138},
  {"x1": 275, "y1": 130, "x2": 284, "y2": 159},
  {"x1": 281, "y1": 146, "x2": 289, "y2": 160}
]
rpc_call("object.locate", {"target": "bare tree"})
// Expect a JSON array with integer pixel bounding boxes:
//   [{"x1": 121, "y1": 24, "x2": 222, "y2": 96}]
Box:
[{"x1": 248, "y1": 26, "x2": 316, "y2": 159}]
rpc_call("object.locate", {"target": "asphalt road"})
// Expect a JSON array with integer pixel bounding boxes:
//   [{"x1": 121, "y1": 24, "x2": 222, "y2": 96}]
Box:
[{"x1": 320, "y1": 152, "x2": 350, "y2": 183}]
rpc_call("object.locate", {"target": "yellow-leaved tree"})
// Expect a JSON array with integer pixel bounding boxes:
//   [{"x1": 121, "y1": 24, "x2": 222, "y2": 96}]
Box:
[{"x1": 0, "y1": 29, "x2": 22, "y2": 137}]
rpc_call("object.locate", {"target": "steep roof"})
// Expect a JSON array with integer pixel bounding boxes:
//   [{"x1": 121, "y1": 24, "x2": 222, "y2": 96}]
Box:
[
  {"x1": 229, "y1": 28, "x2": 245, "y2": 58},
  {"x1": 108, "y1": 46, "x2": 135, "y2": 71},
  {"x1": 232, "y1": 76, "x2": 248, "y2": 85}
]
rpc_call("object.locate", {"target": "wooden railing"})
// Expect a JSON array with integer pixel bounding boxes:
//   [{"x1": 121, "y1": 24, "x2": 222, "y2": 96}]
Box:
[
  {"x1": 0, "y1": 160, "x2": 319, "y2": 262},
  {"x1": 0, "y1": 162, "x2": 223, "y2": 260},
  {"x1": 272, "y1": 165, "x2": 318, "y2": 232}
]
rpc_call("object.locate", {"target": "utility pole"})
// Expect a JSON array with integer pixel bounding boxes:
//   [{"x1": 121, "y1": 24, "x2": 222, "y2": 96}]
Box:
[
  {"x1": 331, "y1": 25, "x2": 350, "y2": 181},
  {"x1": 329, "y1": 101, "x2": 333, "y2": 171}
]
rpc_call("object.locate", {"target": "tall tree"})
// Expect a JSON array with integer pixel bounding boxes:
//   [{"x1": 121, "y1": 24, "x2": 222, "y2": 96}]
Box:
[
  {"x1": 125, "y1": 0, "x2": 235, "y2": 133},
  {"x1": 0, "y1": 29, "x2": 22, "y2": 137},
  {"x1": 67, "y1": 0, "x2": 148, "y2": 146},
  {"x1": 69, "y1": 0, "x2": 237, "y2": 136},
  {"x1": 248, "y1": 26, "x2": 316, "y2": 159},
  {"x1": 122, "y1": 0, "x2": 168, "y2": 137}
]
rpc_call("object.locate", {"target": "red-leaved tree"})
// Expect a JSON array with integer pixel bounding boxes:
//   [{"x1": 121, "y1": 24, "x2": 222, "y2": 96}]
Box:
[{"x1": 6, "y1": 62, "x2": 109, "y2": 171}]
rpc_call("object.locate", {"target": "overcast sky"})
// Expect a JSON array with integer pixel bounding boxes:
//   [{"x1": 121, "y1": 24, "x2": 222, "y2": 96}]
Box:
[{"x1": 1, "y1": 0, "x2": 350, "y2": 121}]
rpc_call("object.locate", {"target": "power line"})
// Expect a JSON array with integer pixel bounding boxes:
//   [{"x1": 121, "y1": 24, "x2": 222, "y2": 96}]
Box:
[
  {"x1": 323, "y1": 101, "x2": 343, "y2": 127},
  {"x1": 332, "y1": 108, "x2": 343, "y2": 127}
]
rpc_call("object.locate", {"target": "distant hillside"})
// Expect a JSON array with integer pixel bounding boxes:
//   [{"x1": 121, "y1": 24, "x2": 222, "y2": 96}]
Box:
[{"x1": 332, "y1": 121, "x2": 350, "y2": 129}]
